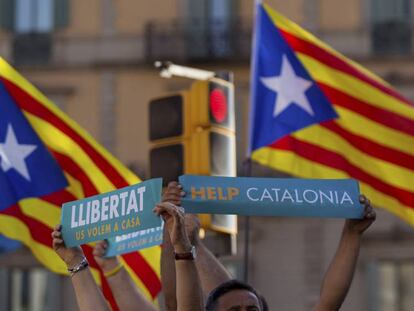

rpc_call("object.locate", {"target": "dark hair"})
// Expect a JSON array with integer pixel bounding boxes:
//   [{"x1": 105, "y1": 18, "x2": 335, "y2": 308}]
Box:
[
  {"x1": 259, "y1": 295, "x2": 269, "y2": 311},
  {"x1": 205, "y1": 279, "x2": 263, "y2": 311}
]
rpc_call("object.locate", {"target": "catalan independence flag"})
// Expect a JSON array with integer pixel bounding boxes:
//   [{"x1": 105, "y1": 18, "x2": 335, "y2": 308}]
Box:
[
  {"x1": 250, "y1": 3, "x2": 414, "y2": 226},
  {"x1": 0, "y1": 58, "x2": 161, "y2": 309}
]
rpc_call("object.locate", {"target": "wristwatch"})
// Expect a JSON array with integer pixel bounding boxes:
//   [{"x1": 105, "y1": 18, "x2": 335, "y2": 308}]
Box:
[{"x1": 174, "y1": 245, "x2": 196, "y2": 260}]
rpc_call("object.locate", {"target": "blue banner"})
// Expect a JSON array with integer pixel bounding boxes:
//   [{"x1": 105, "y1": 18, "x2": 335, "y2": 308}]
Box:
[
  {"x1": 105, "y1": 222, "x2": 164, "y2": 257},
  {"x1": 179, "y1": 175, "x2": 363, "y2": 219},
  {"x1": 61, "y1": 178, "x2": 163, "y2": 247}
]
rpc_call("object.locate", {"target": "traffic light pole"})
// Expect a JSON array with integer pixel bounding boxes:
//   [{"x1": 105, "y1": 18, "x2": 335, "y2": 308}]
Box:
[{"x1": 154, "y1": 61, "x2": 215, "y2": 80}]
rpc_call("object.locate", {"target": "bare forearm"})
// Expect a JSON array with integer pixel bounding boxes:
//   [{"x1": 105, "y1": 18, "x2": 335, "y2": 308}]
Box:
[
  {"x1": 315, "y1": 230, "x2": 361, "y2": 311},
  {"x1": 71, "y1": 268, "x2": 111, "y2": 311},
  {"x1": 195, "y1": 241, "x2": 232, "y2": 296},
  {"x1": 107, "y1": 268, "x2": 157, "y2": 311},
  {"x1": 161, "y1": 229, "x2": 178, "y2": 311},
  {"x1": 175, "y1": 260, "x2": 204, "y2": 311}
]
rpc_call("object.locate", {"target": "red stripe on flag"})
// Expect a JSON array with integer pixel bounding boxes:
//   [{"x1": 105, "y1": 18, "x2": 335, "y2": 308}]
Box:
[
  {"x1": 40, "y1": 189, "x2": 77, "y2": 207},
  {"x1": 1, "y1": 78, "x2": 129, "y2": 189},
  {"x1": 279, "y1": 29, "x2": 413, "y2": 106},
  {"x1": 122, "y1": 252, "x2": 162, "y2": 299},
  {"x1": 271, "y1": 136, "x2": 414, "y2": 209},
  {"x1": 51, "y1": 150, "x2": 99, "y2": 197},
  {"x1": 322, "y1": 120, "x2": 414, "y2": 172},
  {"x1": 2, "y1": 205, "x2": 53, "y2": 245},
  {"x1": 319, "y1": 83, "x2": 414, "y2": 137}
]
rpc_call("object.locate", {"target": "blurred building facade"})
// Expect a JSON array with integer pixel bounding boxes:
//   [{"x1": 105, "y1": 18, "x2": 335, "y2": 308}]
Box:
[{"x1": 0, "y1": 0, "x2": 413, "y2": 310}]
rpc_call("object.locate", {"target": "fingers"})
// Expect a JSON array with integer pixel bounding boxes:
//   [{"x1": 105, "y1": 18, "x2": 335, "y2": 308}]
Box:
[
  {"x1": 154, "y1": 202, "x2": 184, "y2": 216},
  {"x1": 51, "y1": 225, "x2": 63, "y2": 240},
  {"x1": 52, "y1": 229, "x2": 62, "y2": 239},
  {"x1": 360, "y1": 194, "x2": 376, "y2": 220},
  {"x1": 162, "y1": 194, "x2": 182, "y2": 205},
  {"x1": 365, "y1": 205, "x2": 376, "y2": 220},
  {"x1": 51, "y1": 225, "x2": 64, "y2": 249},
  {"x1": 93, "y1": 240, "x2": 108, "y2": 257},
  {"x1": 54, "y1": 224, "x2": 62, "y2": 232},
  {"x1": 162, "y1": 182, "x2": 185, "y2": 205}
]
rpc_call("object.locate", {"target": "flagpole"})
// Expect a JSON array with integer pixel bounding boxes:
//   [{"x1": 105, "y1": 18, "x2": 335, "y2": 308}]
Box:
[
  {"x1": 243, "y1": 0, "x2": 262, "y2": 284},
  {"x1": 242, "y1": 159, "x2": 252, "y2": 283},
  {"x1": 246, "y1": 0, "x2": 262, "y2": 157}
]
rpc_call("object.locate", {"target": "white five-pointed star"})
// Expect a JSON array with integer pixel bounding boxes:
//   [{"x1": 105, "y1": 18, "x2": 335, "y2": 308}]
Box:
[
  {"x1": 0, "y1": 124, "x2": 37, "y2": 181},
  {"x1": 261, "y1": 55, "x2": 314, "y2": 117}
]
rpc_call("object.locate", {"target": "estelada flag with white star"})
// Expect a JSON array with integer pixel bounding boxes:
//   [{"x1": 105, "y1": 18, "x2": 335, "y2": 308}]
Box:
[
  {"x1": 249, "y1": 2, "x2": 414, "y2": 226},
  {"x1": 0, "y1": 58, "x2": 161, "y2": 310}
]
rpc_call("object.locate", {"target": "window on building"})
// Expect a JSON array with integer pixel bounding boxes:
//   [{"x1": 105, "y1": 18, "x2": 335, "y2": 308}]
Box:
[
  {"x1": 145, "y1": 0, "x2": 251, "y2": 63},
  {"x1": 15, "y1": 0, "x2": 54, "y2": 34},
  {"x1": 371, "y1": 0, "x2": 411, "y2": 55},
  {"x1": 0, "y1": 0, "x2": 69, "y2": 65},
  {"x1": 367, "y1": 260, "x2": 414, "y2": 311},
  {"x1": 185, "y1": 0, "x2": 237, "y2": 60}
]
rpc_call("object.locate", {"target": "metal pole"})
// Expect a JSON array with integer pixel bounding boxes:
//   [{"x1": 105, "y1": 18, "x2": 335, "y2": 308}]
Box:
[{"x1": 243, "y1": 158, "x2": 252, "y2": 282}]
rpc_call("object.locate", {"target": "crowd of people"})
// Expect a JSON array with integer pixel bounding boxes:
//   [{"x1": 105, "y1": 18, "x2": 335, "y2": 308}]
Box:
[{"x1": 52, "y1": 181, "x2": 376, "y2": 311}]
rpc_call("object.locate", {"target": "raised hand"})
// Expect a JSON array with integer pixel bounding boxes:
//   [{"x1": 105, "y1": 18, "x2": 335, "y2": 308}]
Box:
[
  {"x1": 344, "y1": 195, "x2": 376, "y2": 235},
  {"x1": 51, "y1": 224, "x2": 85, "y2": 269},
  {"x1": 162, "y1": 181, "x2": 201, "y2": 245},
  {"x1": 154, "y1": 202, "x2": 192, "y2": 253},
  {"x1": 162, "y1": 181, "x2": 185, "y2": 205},
  {"x1": 93, "y1": 240, "x2": 121, "y2": 273}
]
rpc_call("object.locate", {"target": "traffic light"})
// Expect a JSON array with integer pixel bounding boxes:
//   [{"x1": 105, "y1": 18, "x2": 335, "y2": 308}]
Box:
[
  {"x1": 190, "y1": 79, "x2": 236, "y2": 177},
  {"x1": 149, "y1": 92, "x2": 189, "y2": 183},
  {"x1": 149, "y1": 77, "x2": 237, "y2": 234}
]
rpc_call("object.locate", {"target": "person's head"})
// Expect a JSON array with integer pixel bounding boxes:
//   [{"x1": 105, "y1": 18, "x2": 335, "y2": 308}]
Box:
[
  {"x1": 259, "y1": 295, "x2": 268, "y2": 311},
  {"x1": 205, "y1": 280, "x2": 263, "y2": 311}
]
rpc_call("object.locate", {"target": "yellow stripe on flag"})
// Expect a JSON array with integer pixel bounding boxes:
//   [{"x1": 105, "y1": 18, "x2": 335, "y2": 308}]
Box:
[
  {"x1": 64, "y1": 172, "x2": 85, "y2": 199},
  {"x1": 297, "y1": 53, "x2": 414, "y2": 120},
  {"x1": 335, "y1": 107, "x2": 414, "y2": 157},
  {"x1": 359, "y1": 182, "x2": 414, "y2": 227},
  {"x1": 292, "y1": 125, "x2": 414, "y2": 191},
  {"x1": 138, "y1": 246, "x2": 162, "y2": 278},
  {"x1": 23, "y1": 112, "x2": 115, "y2": 193},
  {"x1": 19, "y1": 198, "x2": 61, "y2": 228},
  {"x1": 252, "y1": 147, "x2": 349, "y2": 179},
  {"x1": 0, "y1": 214, "x2": 68, "y2": 274},
  {"x1": 90, "y1": 268, "x2": 103, "y2": 286}
]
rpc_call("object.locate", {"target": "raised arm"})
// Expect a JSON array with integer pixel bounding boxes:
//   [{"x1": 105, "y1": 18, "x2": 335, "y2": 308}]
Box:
[
  {"x1": 52, "y1": 225, "x2": 110, "y2": 311},
  {"x1": 93, "y1": 241, "x2": 157, "y2": 311},
  {"x1": 313, "y1": 195, "x2": 376, "y2": 311},
  {"x1": 154, "y1": 202, "x2": 204, "y2": 311},
  {"x1": 187, "y1": 215, "x2": 232, "y2": 295},
  {"x1": 161, "y1": 182, "x2": 231, "y2": 306},
  {"x1": 160, "y1": 182, "x2": 181, "y2": 311}
]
